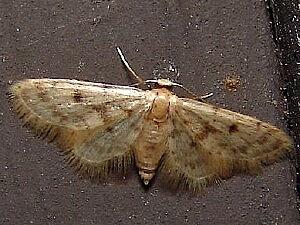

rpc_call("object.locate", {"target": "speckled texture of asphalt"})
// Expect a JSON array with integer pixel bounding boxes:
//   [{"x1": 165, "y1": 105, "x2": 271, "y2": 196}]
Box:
[{"x1": 1, "y1": 1, "x2": 299, "y2": 225}]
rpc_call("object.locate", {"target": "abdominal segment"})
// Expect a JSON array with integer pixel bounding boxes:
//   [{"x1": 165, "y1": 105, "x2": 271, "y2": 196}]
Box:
[{"x1": 134, "y1": 120, "x2": 170, "y2": 185}]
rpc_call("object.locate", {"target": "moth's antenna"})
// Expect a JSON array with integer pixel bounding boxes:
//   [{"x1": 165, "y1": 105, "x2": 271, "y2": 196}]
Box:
[
  {"x1": 116, "y1": 47, "x2": 144, "y2": 84},
  {"x1": 116, "y1": 47, "x2": 213, "y2": 100},
  {"x1": 177, "y1": 84, "x2": 213, "y2": 101},
  {"x1": 200, "y1": 92, "x2": 214, "y2": 99}
]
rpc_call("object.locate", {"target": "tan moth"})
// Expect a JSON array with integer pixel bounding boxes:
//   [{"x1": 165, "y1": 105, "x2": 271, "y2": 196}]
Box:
[{"x1": 9, "y1": 48, "x2": 293, "y2": 191}]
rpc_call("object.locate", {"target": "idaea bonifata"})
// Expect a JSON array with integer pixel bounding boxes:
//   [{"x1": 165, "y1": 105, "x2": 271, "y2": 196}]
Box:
[{"x1": 9, "y1": 48, "x2": 293, "y2": 192}]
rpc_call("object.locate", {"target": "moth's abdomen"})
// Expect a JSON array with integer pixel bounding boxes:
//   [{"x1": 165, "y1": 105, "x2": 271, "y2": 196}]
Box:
[
  {"x1": 134, "y1": 88, "x2": 174, "y2": 185},
  {"x1": 134, "y1": 121, "x2": 170, "y2": 185}
]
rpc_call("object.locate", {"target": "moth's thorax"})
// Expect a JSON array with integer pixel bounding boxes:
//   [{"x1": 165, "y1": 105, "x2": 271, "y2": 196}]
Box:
[{"x1": 147, "y1": 88, "x2": 175, "y2": 123}]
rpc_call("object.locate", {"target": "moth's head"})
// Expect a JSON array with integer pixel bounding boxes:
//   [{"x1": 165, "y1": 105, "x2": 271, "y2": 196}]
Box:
[
  {"x1": 144, "y1": 78, "x2": 182, "y2": 90},
  {"x1": 156, "y1": 79, "x2": 177, "y2": 87}
]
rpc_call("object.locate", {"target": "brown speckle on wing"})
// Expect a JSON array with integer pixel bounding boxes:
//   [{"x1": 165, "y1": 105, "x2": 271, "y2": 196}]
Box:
[
  {"x1": 9, "y1": 78, "x2": 148, "y2": 179},
  {"x1": 228, "y1": 124, "x2": 239, "y2": 134},
  {"x1": 159, "y1": 97, "x2": 293, "y2": 192},
  {"x1": 73, "y1": 89, "x2": 84, "y2": 103}
]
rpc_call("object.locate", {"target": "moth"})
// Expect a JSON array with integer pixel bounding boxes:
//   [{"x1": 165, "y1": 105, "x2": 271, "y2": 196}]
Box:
[{"x1": 9, "y1": 48, "x2": 293, "y2": 191}]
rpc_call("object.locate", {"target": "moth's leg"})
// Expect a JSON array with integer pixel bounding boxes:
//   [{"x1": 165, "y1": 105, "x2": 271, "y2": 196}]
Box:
[{"x1": 116, "y1": 47, "x2": 144, "y2": 84}]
